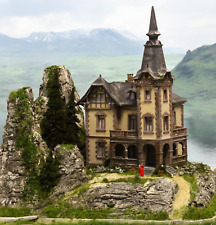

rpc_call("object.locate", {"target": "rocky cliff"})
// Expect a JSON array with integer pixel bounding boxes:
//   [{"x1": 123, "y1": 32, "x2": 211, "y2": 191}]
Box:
[{"x1": 0, "y1": 66, "x2": 87, "y2": 206}]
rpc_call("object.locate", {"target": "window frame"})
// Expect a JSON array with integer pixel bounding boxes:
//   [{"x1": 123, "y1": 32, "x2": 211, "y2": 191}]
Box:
[
  {"x1": 163, "y1": 89, "x2": 168, "y2": 102},
  {"x1": 163, "y1": 113, "x2": 169, "y2": 133},
  {"x1": 96, "y1": 140, "x2": 106, "y2": 159},
  {"x1": 95, "y1": 111, "x2": 107, "y2": 132},
  {"x1": 128, "y1": 114, "x2": 137, "y2": 131},
  {"x1": 144, "y1": 89, "x2": 152, "y2": 102},
  {"x1": 143, "y1": 113, "x2": 154, "y2": 134}
]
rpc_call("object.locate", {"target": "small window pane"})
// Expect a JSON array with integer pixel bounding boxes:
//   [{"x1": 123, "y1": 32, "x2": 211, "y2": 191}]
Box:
[
  {"x1": 98, "y1": 115, "x2": 105, "y2": 130},
  {"x1": 163, "y1": 89, "x2": 168, "y2": 101},
  {"x1": 129, "y1": 115, "x2": 137, "y2": 130},
  {"x1": 145, "y1": 90, "x2": 151, "y2": 101},
  {"x1": 164, "y1": 116, "x2": 169, "y2": 131},
  {"x1": 98, "y1": 142, "x2": 105, "y2": 157},
  {"x1": 145, "y1": 117, "x2": 153, "y2": 131}
]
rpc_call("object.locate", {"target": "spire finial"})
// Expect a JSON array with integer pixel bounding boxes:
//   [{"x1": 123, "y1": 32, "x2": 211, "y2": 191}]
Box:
[{"x1": 146, "y1": 6, "x2": 160, "y2": 39}]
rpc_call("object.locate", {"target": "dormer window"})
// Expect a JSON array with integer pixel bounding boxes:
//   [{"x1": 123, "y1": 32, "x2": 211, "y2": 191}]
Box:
[
  {"x1": 128, "y1": 91, "x2": 136, "y2": 100},
  {"x1": 145, "y1": 89, "x2": 151, "y2": 102}
]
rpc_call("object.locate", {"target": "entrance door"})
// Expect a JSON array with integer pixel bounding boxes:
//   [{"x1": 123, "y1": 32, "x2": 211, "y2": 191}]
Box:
[
  {"x1": 163, "y1": 144, "x2": 170, "y2": 165},
  {"x1": 143, "y1": 144, "x2": 156, "y2": 167}
]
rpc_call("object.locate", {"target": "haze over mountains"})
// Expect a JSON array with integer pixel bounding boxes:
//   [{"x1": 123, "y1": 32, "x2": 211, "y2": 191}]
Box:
[
  {"x1": 0, "y1": 28, "x2": 185, "y2": 56},
  {"x1": 0, "y1": 27, "x2": 215, "y2": 150}
]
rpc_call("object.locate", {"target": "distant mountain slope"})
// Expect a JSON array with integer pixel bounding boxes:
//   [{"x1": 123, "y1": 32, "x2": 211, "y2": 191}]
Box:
[
  {"x1": 172, "y1": 43, "x2": 216, "y2": 146},
  {"x1": 0, "y1": 29, "x2": 143, "y2": 56},
  {"x1": 0, "y1": 28, "x2": 184, "y2": 57}
]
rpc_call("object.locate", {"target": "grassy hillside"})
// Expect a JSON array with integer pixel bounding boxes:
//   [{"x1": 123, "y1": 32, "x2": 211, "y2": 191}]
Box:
[{"x1": 172, "y1": 43, "x2": 216, "y2": 146}]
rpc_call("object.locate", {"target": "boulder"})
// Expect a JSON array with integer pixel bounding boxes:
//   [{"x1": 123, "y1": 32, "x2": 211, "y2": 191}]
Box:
[
  {"x1": 68, "y1": 177, "x2": 177, "y2": 212},
  {"x1": 51, "y1": 145, "x2": 87, "y2": 198}
]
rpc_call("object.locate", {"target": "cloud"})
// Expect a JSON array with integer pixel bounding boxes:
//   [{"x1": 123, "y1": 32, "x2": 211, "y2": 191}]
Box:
[{"x1": 0, "y1": 0, "x2": 216, "y2": 49}]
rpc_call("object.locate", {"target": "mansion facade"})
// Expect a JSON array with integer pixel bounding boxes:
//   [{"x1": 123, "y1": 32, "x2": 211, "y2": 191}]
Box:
[{"x1": 79, "y1": 7, "x2": 188, "y2": 167}]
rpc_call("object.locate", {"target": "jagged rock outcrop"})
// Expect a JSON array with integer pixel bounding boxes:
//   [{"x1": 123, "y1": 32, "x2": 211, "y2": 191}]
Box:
[
  {"x1": 68, "y1": 177, "x2": 177, "y2": 212},
  {"x1": 39, "y1": 66, "x2": 83, "y2": 127},
  {"x1": 191, "y1": 172, "x2": 216, "y2": 207},
  {"x1": 51, "y1": 145, "x2": 87, "y2": 198},
  {"x1": 0, "y1": 66, "x2": 86, "y2": 206},
  {"x1": 0, "y1": 88, "x2": 43, "y2": 206}
]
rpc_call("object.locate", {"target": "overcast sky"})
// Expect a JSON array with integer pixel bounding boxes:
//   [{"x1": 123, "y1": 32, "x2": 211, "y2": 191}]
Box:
[{"x1": 0, "y1": 0, "x2": 216, "y2": 50}]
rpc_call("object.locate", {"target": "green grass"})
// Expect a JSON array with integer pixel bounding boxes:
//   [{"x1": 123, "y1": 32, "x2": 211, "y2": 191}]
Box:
[
  {"x1": 0, "y1": 206, "x2": 31, "y2": 217},
  {"x1": 183, "y1": 195, "x2": 216, "y2": 220},
  {"x1": 41, "y1": 202, "x2": 169, "y2": 221},
  {"x1": 71, "y1": 183, "x2": 91, "y2": 196},
  {"x1": 41, "y1": 201, "x2": 113, "y2": 219},
  {"x1": 123, "y1": 208, "x2": 169, "y2": 220},
  {"x1": 182, "y1": 174, "x2": 198, "y2": 201},
  {"x1": 111, "y1": 175, "x2": 153, "y2": 184}
]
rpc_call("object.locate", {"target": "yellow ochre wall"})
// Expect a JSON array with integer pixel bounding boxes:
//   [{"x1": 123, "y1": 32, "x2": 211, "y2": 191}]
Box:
[
  {"x1": 88, "y1": 109, "x2": 114, "y2": 137},
  {"x1": 118, "y1": 107, "x2": 137, "y2": 130},
  {"x1": 160, "y1": 88, "x2": 171, "y2": 139},
  {"x1": 88, "y1": 137, "x2": 110, "y2": 165},
  {"x1": 173, "y1": 105, "x2": 183, "y2": 127},
  {"x1": 140, "y1": 87, "x2": 156, "y2": 139}
]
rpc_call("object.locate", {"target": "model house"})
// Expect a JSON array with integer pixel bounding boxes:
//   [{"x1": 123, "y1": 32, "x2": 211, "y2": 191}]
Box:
[{"x1": 79, "y1": 7, "x2": 188, "y2": 167}]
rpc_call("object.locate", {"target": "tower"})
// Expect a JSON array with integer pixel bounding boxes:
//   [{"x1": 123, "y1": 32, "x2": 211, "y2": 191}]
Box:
[{"x1": 134, "y1": 6, "x2": 174, "y2": 166}]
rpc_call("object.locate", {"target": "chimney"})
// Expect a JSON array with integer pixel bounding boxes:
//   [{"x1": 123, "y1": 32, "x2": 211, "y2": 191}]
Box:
[{"x1": 127, "y1": 74, "x2": 133, "y2": 83}]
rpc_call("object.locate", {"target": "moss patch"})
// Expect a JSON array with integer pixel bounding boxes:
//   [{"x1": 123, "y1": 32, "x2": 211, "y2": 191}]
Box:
[
  {"x1": 183, "y1": 174, "x2": 198, "y2": 201},
  {"x1": 183, "y1": 195, "x2": 216, "y2": 220},
  {"x1": 13, "y1": 88, "x2": 43, "y2": 200},
  {"x1": 0, "y1": 206, "x2": 31, "y2": 217}
]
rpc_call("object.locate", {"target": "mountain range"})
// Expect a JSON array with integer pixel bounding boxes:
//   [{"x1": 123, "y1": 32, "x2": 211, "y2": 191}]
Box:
[{"x1": 0, "y1": 28, "x2": 184, "y2": 57}]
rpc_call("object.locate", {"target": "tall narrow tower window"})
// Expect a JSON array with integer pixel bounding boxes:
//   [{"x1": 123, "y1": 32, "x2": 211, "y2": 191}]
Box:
[
  {"x1": 145, "y1": 90, "x2": 151, "y2": 101},
  {"x1": 164, "y1": 116, "x2": 169, "y2": 131},
  {"x1": 163, "y1": 89, "x2": 168, "y2": 101}
]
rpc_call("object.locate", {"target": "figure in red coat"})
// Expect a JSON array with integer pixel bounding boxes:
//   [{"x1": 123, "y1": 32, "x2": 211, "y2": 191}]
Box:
[{"x1": 139, "y1": 164, "x2": 144, "y2": 177}]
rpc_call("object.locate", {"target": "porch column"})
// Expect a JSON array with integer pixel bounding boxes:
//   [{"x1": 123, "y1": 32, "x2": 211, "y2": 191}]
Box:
[
  {"x1": 124, "y1": 144, "x2": 128, "y2": 159},
  {"x1": 137, "y1": 140, "x2": 144, "y2": 165},
  {"x1": 156, "y1": 141, "x2": 163, "y2": 166}
]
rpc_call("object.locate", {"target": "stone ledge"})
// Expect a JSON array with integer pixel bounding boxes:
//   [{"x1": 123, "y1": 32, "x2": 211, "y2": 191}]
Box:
[{"x1": 0, "y1": 215, "x2": 38, "y2": 223}]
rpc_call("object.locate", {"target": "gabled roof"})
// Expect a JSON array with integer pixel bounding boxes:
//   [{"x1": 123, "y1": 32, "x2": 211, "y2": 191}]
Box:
[
  {"x1": 134, "y1": 6, "x2": 169, "y2": 80},
  {"x1": 79, "y1": 75, "x2": 186, "y2": 107},
  {"x1": 78, "y1": 75, "x2": 136, "y2": 107}
]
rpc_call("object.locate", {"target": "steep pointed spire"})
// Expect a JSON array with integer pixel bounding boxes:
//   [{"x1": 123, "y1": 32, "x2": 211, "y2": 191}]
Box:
[
  {"x1": 135, "y1": 6, "x2": 170, "y2": 80},
  {"x1": 146, "y1": 6, "x2": 160, "y2": 39}
]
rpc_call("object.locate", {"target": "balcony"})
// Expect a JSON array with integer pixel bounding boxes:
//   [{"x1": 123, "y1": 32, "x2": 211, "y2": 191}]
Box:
[
  {"x1": 173, "y1": 127, "x2": 187, "y2": 137},
  {"x1": 110, "y1": 130, "x2": 138, "y2": 140}
]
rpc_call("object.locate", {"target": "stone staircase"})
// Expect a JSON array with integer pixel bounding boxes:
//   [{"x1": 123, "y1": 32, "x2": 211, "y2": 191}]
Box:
[
  {"x1": 166, "y1": 166, "x2": 178, "y2": 176},
  {"x1": 144, "y1": 166, "x2": 155, "y2": 176}
]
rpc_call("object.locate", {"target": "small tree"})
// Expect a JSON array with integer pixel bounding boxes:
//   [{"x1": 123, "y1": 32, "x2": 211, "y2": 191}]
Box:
[
  {"x1": 64, "y1": 87, "x2": 81, "y2": 145},
  {"x1": 40, "y1": 66, "x2": 66, "y2": 149}
]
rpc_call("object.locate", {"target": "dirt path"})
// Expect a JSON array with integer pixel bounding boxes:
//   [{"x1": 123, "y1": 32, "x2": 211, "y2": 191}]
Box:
[
  {"x1": 170, "y1": 175, "x2": 190, "y2": 220},
  {"x1": 89, "y1": 173, "x2": 158, "y2": 184}
]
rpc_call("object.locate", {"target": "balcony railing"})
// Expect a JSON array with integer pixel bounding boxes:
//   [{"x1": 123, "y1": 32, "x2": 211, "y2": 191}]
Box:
[
  {"x1": 110, "y1": 157, "x2": 138, "y2": 166},
  {"x1": 173, "y1": 127, "x2": 187, "y2": 137},
  {"x1": 110, "y1": 130, "x2": 138, "y2": 139}
]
